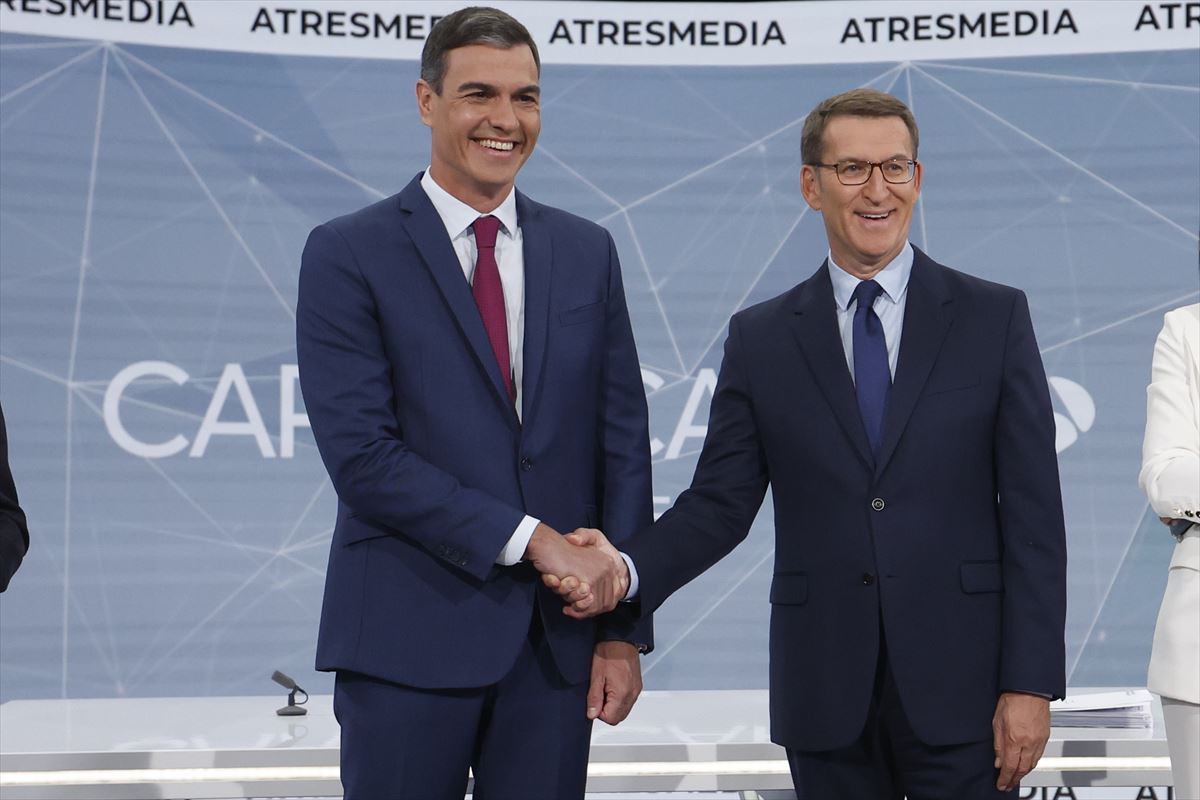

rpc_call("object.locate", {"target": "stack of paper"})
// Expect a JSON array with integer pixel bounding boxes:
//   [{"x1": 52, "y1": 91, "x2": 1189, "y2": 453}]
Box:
[{"x1": 1050, "y1": 689, "x2": 1154, "y2": 728}]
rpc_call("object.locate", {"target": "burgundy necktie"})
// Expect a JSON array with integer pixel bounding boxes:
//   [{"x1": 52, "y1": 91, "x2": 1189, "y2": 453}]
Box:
[{"x1": 471, "y1": 215, "x2": 514, "y2": 402}]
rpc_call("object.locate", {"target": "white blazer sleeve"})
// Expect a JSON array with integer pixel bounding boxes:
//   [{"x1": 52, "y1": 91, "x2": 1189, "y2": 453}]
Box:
[{"x1": 1139, "y1": 305, "x2": 1200, "y2": 522}]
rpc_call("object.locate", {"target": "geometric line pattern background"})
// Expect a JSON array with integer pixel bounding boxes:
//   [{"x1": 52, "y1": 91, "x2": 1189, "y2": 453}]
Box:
[{"x1": 0, "y1": 33, "x2": 1197, "y2": 700}]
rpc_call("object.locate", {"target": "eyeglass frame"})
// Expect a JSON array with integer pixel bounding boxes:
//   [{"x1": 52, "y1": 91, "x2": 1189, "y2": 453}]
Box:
[{"x1": 805, "y1": 158, "x2": 918, "y2": 186}]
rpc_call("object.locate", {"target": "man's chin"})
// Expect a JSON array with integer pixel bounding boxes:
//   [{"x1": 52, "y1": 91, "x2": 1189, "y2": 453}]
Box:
[
  {"x1": 854, "y1": 240, "x2": 906, "y2": 265},
  {"x1": 467, "y1": 171, "x2": 519, "y2": 196},
  {"x1": 467, "y1": 156, "x2": 525, "y2": 181}
]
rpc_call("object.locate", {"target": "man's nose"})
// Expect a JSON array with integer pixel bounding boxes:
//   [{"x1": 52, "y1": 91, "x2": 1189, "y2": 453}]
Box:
[
  {"x1": 487, "y1": 99, "x2": 518, "y2": 131},
  {"x1": 861, "y1": 166, "x2": 889, "y2": 200}
]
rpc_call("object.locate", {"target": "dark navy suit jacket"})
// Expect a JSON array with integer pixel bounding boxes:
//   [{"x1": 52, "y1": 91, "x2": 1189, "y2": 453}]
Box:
[
  {"x1": 297, "y1": 174, "x2": 653, "y2": 690},
  {"x1": 0, "y1": 404, "x2": 29, "y2": 593},
  {"x1": 623, "y1": 248, "x2": 1067, "y2": 751}
]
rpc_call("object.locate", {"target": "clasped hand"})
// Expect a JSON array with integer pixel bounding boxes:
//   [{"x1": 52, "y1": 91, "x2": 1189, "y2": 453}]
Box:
[{"x1": 525, "y1": 523, "x2": 626, "y2": 618}]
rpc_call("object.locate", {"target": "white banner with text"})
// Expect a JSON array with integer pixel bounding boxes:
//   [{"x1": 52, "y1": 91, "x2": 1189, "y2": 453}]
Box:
[{"x1": 1, "y1": 0, "x2": 1197, "y2": 65}]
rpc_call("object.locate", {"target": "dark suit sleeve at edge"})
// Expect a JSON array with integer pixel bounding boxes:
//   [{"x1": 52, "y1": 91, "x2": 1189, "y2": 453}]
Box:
[
  {"x1": 622, "y1": 314, "x2": 770, "y2": 617},
  {"x1": 994, "y1": 291, "x2": 1068, "y2": 700},
  {"x1": 593, "y1": 232, "x2": 655, "y2": 650},
  {"x1": 296, "y1": 224, "x2": 523, "y2": 583},
  {"x1": 0, "y1": 404, "x2": 30, "y2": 593}
]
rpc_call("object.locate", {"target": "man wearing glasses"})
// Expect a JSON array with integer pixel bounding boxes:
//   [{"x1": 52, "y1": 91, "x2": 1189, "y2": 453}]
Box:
[{"x1": 551, "y1": 88, "x2": 1067, "y2": 799}]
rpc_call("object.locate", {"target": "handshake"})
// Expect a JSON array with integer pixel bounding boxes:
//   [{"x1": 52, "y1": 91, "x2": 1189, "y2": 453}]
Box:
[{"x1": 525, "y1": 522, "x2": 627, "y2": 619}]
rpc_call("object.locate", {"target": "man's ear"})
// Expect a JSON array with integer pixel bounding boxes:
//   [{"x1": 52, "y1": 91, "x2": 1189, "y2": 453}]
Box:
[
  {"x1": 800, "y1": 164, "x2": 823, "y2": 211},
  {"x1": 416, "y1": 79, "x2": 436, "y2": 127}
]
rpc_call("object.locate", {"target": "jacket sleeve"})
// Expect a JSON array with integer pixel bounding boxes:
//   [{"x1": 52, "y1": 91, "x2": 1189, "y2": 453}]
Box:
[
  {"x1": 1139, "y1": 309, "x2": 1200, "y2": 522},
  {"x1": 296, "y1": 223, "x2": 522, "y2": 582},
  {"x1": 593, "y1": 232, "x2": 655, "y2": 649},
  {"x1": 993, "y1": 291, "x2": 1068, "y2": 700},
  {"x1": 622, "y1": 314, "x2": 770, "y2": 617}
]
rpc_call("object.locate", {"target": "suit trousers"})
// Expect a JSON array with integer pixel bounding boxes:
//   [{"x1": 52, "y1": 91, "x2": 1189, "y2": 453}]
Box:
[
  {"x1": 334, "y1": 608, "x2": 593, "y2": 800},
  {"x1": 788, "y1": 634, "x2": 1017, "y2": 800}
]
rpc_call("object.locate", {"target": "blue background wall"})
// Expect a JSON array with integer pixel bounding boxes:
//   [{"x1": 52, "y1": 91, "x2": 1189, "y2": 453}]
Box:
[{"x1": 1, "y1": 33, "x2": 1197, "y2": 700}]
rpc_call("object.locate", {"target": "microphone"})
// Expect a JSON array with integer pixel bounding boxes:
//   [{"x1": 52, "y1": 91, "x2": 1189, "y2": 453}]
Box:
[
  {"x1": 272, "y1": 670, "x2": 301, "y2": 691},
  {"x1": 272, "y1": 670, "x2": 308, "y2": 717}
]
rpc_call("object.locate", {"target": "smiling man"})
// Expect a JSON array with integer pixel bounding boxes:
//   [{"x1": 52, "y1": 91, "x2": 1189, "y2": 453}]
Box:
[
  {"x1": 295, "y1": 7, "x2": 652, "y2": 799},
  {"x1": 552, "y1": 88, "x2": 1068, "y2": 799}
]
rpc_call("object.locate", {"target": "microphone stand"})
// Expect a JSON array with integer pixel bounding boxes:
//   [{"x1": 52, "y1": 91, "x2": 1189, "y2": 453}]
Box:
[{"x1": 277, "y1": 685, "x2": 308, "y2": 717}]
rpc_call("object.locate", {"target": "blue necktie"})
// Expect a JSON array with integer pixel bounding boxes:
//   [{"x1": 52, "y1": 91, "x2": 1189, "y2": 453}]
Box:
[{"x1": 851, "y1": 280, "x2": 890, "y2": 454}]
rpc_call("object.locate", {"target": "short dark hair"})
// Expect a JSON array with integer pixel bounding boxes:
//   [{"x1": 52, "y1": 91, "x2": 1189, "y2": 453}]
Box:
[
  {"x1": 421, "y1": 7, "x2": 540, "y2": 95},
  {"x1": 800, "y1": 88, "x2": 919, "y2": 164}
]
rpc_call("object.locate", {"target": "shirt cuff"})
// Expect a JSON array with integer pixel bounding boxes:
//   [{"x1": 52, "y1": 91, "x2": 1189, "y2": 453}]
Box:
[
  {"x1": 620, "y1": 552, "x2": 639, "y2": 600},
  {"x1": 496, "y1": 515, "x2": 539, "y2": 566}
]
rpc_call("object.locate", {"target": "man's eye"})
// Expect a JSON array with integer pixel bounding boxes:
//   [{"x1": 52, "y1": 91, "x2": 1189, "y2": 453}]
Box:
[
  {"x1": 883, "y1": 162, "x2": 905, "y2": 175},
  {"x1": 841, "y1": 163, "x2": 865, "y2": 174}
]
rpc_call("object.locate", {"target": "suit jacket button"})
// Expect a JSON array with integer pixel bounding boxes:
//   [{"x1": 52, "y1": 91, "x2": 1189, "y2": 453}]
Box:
[
  {"x1": 862, "y1": 573, "x2": 875, "y2": 585},
  {"x1": 520, "y1": 457, "x2": 533, "y2": 472},
  {"x1": 871, "y1": 498, "x2": 885, "y2": 511}
]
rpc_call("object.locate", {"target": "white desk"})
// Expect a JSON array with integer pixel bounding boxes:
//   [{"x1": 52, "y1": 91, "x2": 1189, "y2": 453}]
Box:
[{"x1": 0, "y1": 690, "x2": 1172, "y2": 799}]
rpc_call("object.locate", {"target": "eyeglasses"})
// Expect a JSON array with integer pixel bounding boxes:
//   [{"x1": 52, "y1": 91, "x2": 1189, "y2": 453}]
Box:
[{"x1": 808, "y1": 158, "x2": 917, "y2": 186}]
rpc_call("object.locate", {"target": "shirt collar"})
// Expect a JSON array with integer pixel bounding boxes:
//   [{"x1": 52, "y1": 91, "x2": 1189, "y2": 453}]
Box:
[
  {"x1": 420, "y1": 168, "x2": 519, "y2": 241},
  {"x1": 827, "y1": 241, "x2": 914, "y2": 309}
]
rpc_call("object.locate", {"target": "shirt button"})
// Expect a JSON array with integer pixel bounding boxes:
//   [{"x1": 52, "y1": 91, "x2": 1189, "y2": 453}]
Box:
[
  {"x1": 520, "y1": 457, "x2": 532, "y2": 472},
  {"x1": 862, "y1": 573, "x2": 875, "y2": 586},
  {"x1": 871, "y1": 498, "x2": 885, "y2": 512}
]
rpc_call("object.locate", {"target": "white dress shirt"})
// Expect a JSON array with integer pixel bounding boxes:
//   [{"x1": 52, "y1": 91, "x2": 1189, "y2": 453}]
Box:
[
  {"x1": 420, "y1": 169, "x2": 537, "y2": 566},
  {"x1": 827, "y1": 242, "x2": 914, "y2": 380}
]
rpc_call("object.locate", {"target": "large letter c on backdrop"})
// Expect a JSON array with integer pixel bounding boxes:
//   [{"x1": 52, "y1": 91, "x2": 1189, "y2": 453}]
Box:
[{"x1": 103, "y1": 361, "x2": 190, "y2": 459}]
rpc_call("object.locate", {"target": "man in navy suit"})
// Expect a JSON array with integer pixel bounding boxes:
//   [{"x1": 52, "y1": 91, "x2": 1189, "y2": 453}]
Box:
[
  {"x1": 296, "y1": 7, "x2": 652, "y2": 799},
  {"x1": 556, "y1": 89, "x2": 1067, "y2": 799}
]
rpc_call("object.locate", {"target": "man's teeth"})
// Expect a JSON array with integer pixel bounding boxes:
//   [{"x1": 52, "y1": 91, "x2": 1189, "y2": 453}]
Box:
[
  {"x1": 859, "y1": 212, "x2": 889, "y2": 219},
  {"x1": 478, "y1": 139, "x2": 515, "y2": 151}
]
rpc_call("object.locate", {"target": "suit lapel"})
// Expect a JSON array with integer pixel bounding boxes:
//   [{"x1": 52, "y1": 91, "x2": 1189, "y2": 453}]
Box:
[
  {"x1": 398, "y1": 176, "x2": 519, "y2": 427},
  {"x1": 874, "y1": 249, "x2": 955, "y2": 475},
  {"x1": 789, "y1": 265, "x2": 874, "y2": 470},
  {"x1": 517, "y1": 191, "x2": 551, "y2": 425}
]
